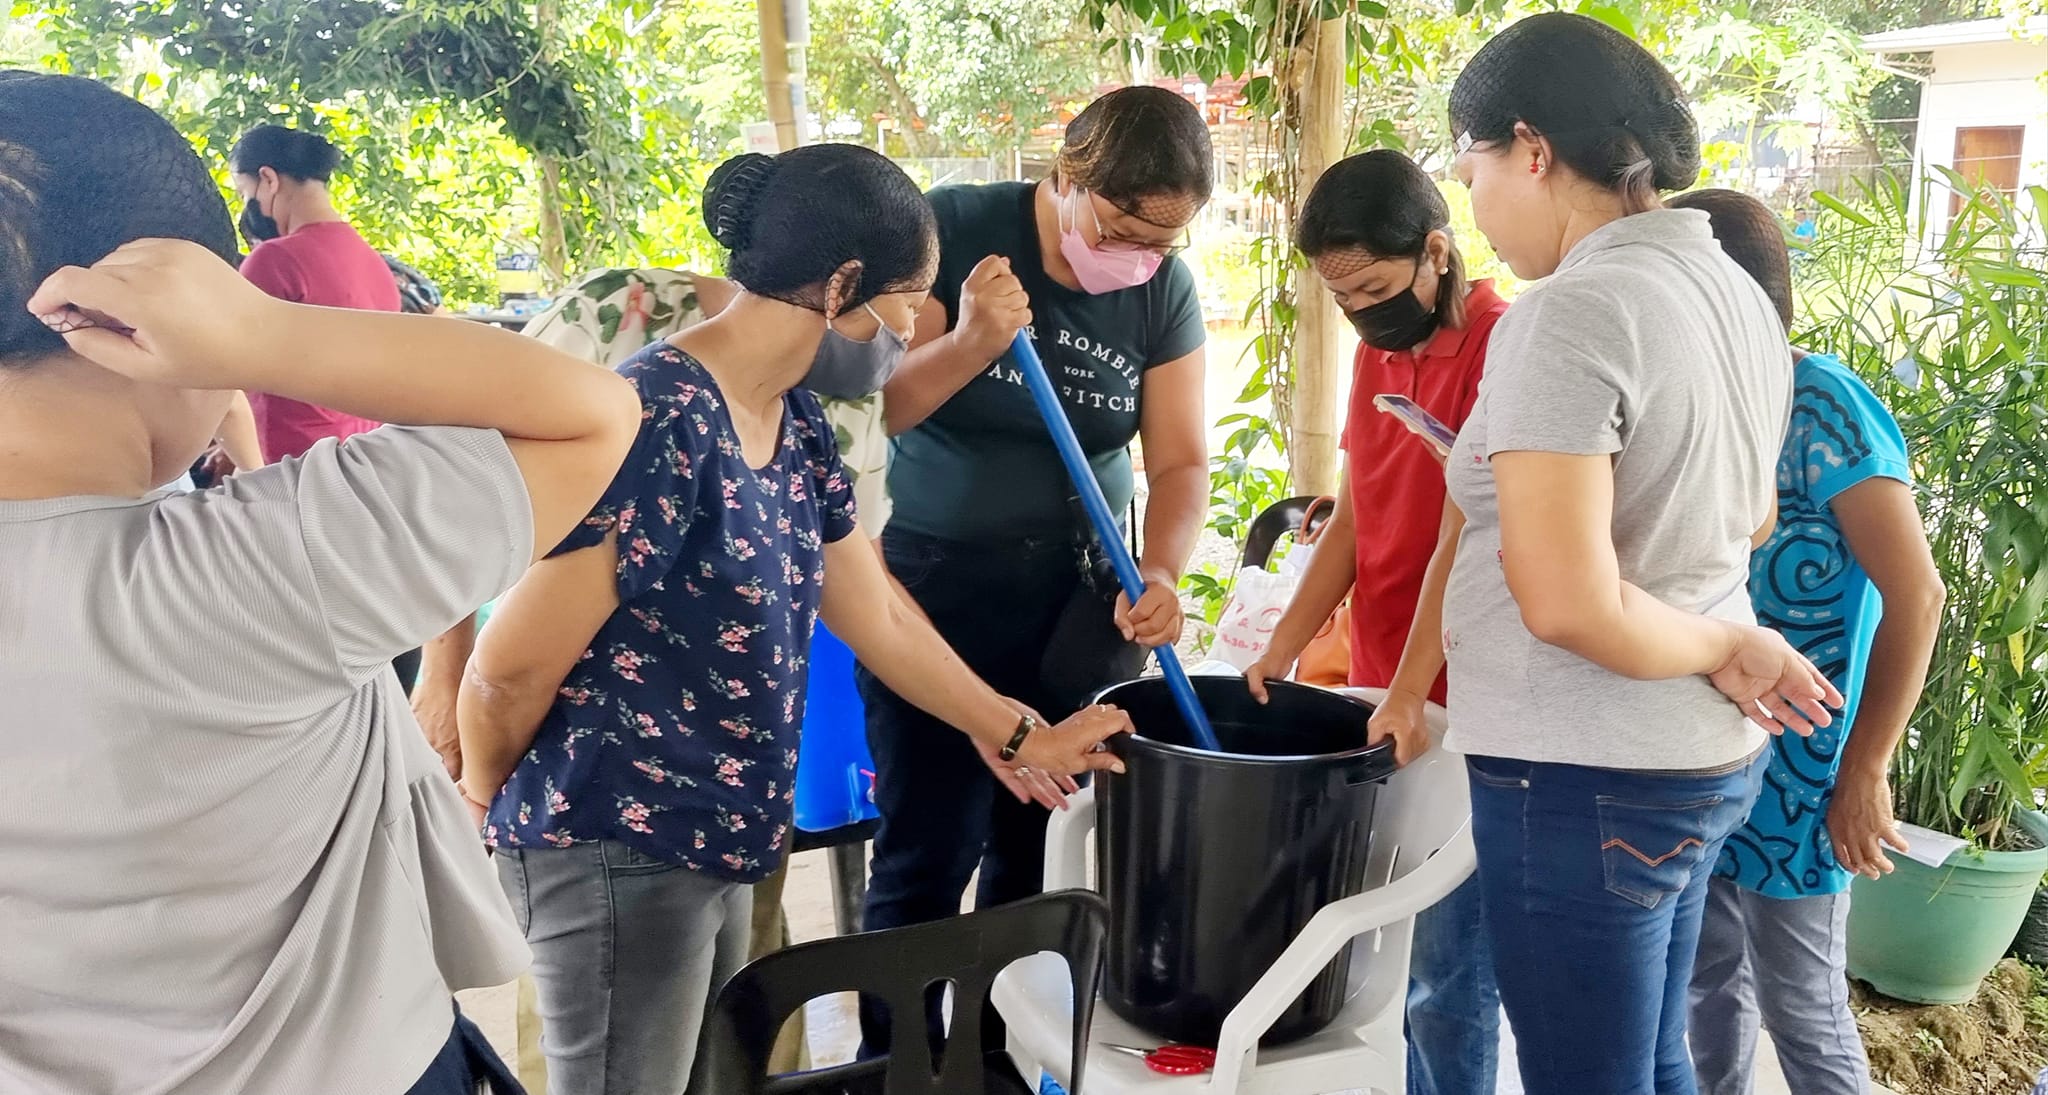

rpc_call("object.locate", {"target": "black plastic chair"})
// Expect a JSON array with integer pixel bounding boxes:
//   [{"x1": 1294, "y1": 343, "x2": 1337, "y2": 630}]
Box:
[
  {"x1": 706, "y1": 889, "x2": 1108, "y2": 1095},
  {"x1": 1239, "y1": 494, "x2": 1337, "y2": 570}
]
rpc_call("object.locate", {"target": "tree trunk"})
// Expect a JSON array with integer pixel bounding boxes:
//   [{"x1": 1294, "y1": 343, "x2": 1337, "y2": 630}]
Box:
[
  {"x1": 1288, "y1": 8, "x2": 1346, "y2": 496},
  {"x1": 866, "y1": 56, "x2": 935, "y2": 157},
  {"x1": 535, "y1": 0, "x2": 569, "y2": 286},
  {"x1": 538, "y1": 155, "x2": 569, "y2": 285}
]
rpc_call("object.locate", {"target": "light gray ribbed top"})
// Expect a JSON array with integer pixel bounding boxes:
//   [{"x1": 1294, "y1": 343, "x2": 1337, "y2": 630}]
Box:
[
  {"x1": 1443, "y1": 210, "x2": 1789, "y2": 770},
  {"x1": 0, "y1": 426, "x2": 533, "y2": 1095}
]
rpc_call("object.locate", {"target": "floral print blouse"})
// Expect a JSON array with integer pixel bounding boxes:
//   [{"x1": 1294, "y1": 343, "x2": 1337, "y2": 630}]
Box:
[{"x1": 481, "y1": 342, "x2": 858, "y2": 881}]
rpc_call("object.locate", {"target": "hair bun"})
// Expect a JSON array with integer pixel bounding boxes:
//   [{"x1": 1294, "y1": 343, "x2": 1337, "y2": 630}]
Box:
[
  {"x1": 704, "y1": 153, "x2": 779, "y2": 250},
  {"x1": 1643, "y1": 96, "x2": 1700, "y2": 191},
  {"x1": 297, "y1": 130, "x2": 343, "y2": 179}
]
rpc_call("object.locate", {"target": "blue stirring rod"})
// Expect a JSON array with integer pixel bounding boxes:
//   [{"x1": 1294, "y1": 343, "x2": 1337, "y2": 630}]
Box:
[{"x1": 1006, "y1": 330, "x2": 1223, "y2": 753}]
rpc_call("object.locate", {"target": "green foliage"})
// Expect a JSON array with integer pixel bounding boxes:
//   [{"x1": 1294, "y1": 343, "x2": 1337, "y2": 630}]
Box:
[
  {"x1": 316, "y1": 101, "x2": 540, "y2": 306},
  {"x1": 32, "y1": 0, "x2": 589, "y2": 156},
  {"x1": 1178, "y1": 404, "x2": 1291, "y2": 638},
  {"x1": 1797, "y1": 173, "x2": 2048, "y2": 850},
  {"x1": 1208, "y1": 410, "x2": 1291, "y2": 547},
  {"x1": 8, "y1": 0, "x2": 753, "y2": 306},
  {"x1": 1668, "y1": 6, "x2": 1878, "y2": 173},
  {"x1": 1189, "y1": 228, "x2": 1266, "y2": 315},
  {"x1": 809, "y1": 0, "x2": 1107, "y2": 158}
]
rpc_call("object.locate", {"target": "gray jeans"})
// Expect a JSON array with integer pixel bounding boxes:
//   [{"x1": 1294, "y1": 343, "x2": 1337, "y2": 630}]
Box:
[
  {"x1": 498, "y1": 841, "x2": 753, "y2": 1095},
  {"x1": 1688, "y1": 876, "x2": 1870, "y2": 1095}
]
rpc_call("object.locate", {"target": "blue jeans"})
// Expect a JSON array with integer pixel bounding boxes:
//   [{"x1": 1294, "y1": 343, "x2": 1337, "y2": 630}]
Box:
[
  {"x1": 1406, "y1": 875, "x2": 1499, "y2": 1095},
  {"x1": 1468, "y1": 752, "x2": 1764, "y2": 1095}
]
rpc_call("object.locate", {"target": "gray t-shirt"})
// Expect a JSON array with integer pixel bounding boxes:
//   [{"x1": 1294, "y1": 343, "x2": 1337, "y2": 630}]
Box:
[
  {"x1": 0, "y1": 427, "x2": 533, "y2": 1095},
  {"x1": 1443, "y1": 209, "x2": 1790, "y2": 770}
]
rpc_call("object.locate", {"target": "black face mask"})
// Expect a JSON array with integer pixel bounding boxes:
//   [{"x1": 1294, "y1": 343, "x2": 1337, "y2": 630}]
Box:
[
  {"x1": 1345, "y1": 261, "x2": 1440, "y2": 351},
  {"x1": 239, "y1": 197, "x2": 281, "y2": 245}
]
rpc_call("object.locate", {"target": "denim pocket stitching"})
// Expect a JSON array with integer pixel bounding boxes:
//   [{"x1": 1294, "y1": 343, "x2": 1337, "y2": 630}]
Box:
[
  {"x1": 1470, "y1": 768, "x2": 1531, "y2": 789},
  {"x1": 1596, "y1": 795, "x2": 1724, "y2": 909},
  {"x1": 602, "y1": 839, "x2": 680, "y2": 875},
  {"x1": 1467, "y1": 758, "x2": 1532, "y2": 790},
  {"x1": 1600, "y1": 835, "x2": 1705, "y2": 868},
  {"x1": 1594, "y1": 794, "x2": 1726, "y2": 810},
  {"x1": 513, "y1": 852, "x2": 533, "y2": 936}
]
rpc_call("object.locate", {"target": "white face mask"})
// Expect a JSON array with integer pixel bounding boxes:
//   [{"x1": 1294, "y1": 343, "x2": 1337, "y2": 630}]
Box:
[{"x1": 801, "y1": 304, "x2": 908, "y2": 399}]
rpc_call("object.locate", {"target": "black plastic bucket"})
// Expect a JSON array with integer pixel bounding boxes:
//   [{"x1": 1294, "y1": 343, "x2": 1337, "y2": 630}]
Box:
[{"x1": 1094, "y1": 676, "x2": 1395, "y2": 1047}]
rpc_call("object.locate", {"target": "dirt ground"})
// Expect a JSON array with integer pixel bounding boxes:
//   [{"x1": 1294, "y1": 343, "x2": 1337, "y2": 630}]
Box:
[{"x1": 1857, "y1": 961, "x2": 2048, "y2": 1095}]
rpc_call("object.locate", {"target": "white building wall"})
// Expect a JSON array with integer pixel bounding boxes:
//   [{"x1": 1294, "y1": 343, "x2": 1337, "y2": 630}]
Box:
[{"x1": 1910, "y1": 38, "x2": 2048, "y2": 249}]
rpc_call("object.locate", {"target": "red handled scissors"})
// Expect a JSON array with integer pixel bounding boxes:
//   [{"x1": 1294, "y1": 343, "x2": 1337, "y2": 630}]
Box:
[{"x1": 1104, "y1": 1043, "x2": 1217, "y2": 1076}]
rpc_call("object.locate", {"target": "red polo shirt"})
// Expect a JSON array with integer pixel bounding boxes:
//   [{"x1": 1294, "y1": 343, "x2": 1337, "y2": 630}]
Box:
[
  {"x1": 240, "y1": 222, "x2": 397, "y2": 461},
  {"x1": 1340, "y1": 279, "x2": 1508, "y2": 704}
]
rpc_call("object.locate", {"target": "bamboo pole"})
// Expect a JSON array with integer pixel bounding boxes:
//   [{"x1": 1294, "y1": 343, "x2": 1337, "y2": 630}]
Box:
[
  {"x1": 756, "y1": 0, "x2": 798, "y2": 151},
  {"x1": 1290, "y1": 8, "x2": 1347, "y2": 496}
]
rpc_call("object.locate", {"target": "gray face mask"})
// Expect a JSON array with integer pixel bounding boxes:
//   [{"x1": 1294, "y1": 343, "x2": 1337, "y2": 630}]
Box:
[{"x1": 802, "y1": 303, "x2": 908, "y2": 399}]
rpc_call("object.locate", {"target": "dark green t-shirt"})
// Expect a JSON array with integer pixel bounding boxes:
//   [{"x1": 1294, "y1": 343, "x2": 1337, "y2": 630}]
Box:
[{"x1": 888, "y1": 182, "x2": 1206, "y2": 541}]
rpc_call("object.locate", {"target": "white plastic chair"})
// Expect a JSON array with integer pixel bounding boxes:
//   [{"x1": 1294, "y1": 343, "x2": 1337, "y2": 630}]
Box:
[{"x1": 992, "y1": 687, "x2": 1473, "y2": 1095}]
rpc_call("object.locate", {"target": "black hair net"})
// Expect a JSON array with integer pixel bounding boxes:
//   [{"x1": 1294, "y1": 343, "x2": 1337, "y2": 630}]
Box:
[{"x1": 1, "y1": 72, "x2": 239, "y2": 362}]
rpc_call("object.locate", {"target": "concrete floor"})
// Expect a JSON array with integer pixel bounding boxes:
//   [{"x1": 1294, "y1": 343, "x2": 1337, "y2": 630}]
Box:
[{"x1": 457, "y1": 845, "x2": 1898, "y2": 1095}]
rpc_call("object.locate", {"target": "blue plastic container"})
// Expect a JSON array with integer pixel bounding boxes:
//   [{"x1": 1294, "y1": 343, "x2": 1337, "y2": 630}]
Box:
[{"x1": 793, "y1": 623, "x2": 880, "y2": 832}]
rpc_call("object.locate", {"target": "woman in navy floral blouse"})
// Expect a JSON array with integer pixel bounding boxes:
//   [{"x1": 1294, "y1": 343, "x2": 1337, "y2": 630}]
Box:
[{"x1": 456, "y1": 145, "x2": 1133, "y2": 1095}]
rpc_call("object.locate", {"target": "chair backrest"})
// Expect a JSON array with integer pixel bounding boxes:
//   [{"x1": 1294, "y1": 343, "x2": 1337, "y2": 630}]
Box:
[
  {"x1": 707, "y1": 889, "x2": 1108, "y2": 1095},
  {"x1": 1239, "y1": 495, "x2": 1326, "y2": 570}
]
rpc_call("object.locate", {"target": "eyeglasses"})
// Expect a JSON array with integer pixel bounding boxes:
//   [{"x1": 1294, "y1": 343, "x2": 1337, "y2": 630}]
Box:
[
  {"x1": 1081, "y1": 193, "x2": 1191, "y2": 257},
  {"x1": 1094, "y1": 231, "x2": 1190, "y2": 258}
]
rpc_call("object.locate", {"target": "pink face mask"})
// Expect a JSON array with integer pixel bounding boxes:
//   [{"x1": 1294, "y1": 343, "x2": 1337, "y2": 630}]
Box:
[{"x1": 1058, "y1": 187, "x2": 1164, "y2": 295}]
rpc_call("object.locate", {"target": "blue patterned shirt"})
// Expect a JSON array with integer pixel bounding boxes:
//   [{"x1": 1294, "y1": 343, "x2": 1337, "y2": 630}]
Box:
[
  {"x1": 1718, "y1": 353, "x2": 1910, "y2": 897},
  {"x1": 482, "y1": 342, "x2": 858, "y2": 881}
]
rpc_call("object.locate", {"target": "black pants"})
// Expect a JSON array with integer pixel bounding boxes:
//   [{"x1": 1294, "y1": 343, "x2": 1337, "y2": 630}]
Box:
[
  {"x1": 394, "y1": 648, "x2": 421, "y2": 697},
  {"x1": 403, "y1": 1008, "x2": 523, "y2": 1095},
  {"x1": 856, "y1": 527, "x2": 1144, "y2": 1050}
]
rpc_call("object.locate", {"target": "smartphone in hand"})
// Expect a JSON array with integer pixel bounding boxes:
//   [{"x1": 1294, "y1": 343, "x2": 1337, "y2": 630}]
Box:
[{"x1": 1372, "y1": 394, "x2": 1457, "y2": 457}]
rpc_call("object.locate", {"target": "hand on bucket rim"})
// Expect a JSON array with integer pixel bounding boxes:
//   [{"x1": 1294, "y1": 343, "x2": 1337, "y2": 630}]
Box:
[{"x1": 1012, "y1": 703, "x2": 1132, "y2": 778}]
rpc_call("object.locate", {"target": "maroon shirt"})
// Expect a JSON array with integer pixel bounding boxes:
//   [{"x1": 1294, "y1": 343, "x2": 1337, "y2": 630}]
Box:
[
  {"x1": 240, "y1": 222, "x2": 398, "y2": 460},
  {"x1": 1339, "y1": 280, "x2": 1508, "y2": 705}
]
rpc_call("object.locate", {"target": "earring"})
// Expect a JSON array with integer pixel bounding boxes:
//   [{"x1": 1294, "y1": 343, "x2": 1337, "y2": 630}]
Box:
[{"x1": 1529, "y1": 159, "x2": 1543, "y2": 175}]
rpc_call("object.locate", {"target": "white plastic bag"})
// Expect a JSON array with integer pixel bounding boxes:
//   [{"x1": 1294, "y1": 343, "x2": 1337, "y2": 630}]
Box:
[
  {"x1": 1209, "y1": 566, "x2": 1299, "y2": 671},
  {"x1": 1275, "y1": 536, "x2": 1318, "y2": 581}
]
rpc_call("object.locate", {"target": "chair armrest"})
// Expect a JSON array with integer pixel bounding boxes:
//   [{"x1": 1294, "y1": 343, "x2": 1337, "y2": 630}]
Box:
[{"x1": 1207, "y1": 825, "x2": 1477, "y2": 1090}]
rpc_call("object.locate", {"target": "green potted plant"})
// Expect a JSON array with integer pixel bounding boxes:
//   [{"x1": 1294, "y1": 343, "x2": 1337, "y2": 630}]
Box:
[{"x1": 1797, "y1": 172, "x2": 2048, "y2": 1005}]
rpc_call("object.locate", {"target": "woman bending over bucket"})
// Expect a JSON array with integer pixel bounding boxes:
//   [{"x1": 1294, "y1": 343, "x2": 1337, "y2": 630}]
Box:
[{"x1": 857, "y1": 93, "x2": 1215, "y2": 1041}]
